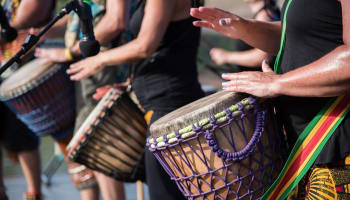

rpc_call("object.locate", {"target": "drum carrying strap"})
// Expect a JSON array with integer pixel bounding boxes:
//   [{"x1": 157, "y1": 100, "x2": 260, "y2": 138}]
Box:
[{"x1": 262, "y1": 0, "x2": 350, "y2": 199}]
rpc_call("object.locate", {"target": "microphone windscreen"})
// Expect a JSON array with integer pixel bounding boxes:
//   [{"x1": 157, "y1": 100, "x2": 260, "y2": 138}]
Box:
[{"x1": 79, "y1": 39, "x2": 100, "y2": 57}]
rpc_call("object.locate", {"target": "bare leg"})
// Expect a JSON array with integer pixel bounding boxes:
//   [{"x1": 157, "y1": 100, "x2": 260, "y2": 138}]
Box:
[
  {"x1": 17, "y1": 150, "x2": 42, "y2": 196},
  {"x1": 79, "y1": 186, "x2": 99, "y2": 200},
  {"x1": 94, "y1": 171, "x2": 125, "y2": 200},
  {"x1": 56, "y1": 135, "x2": 99, "y2": 200}
]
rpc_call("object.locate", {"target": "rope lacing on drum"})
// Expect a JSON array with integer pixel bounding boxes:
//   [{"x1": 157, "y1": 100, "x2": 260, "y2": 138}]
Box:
[{"x1": 147, "y1": 97, "x2": 285, "y2": 199}]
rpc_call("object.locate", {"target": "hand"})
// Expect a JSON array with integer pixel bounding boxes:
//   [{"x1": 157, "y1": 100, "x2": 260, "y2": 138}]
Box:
[
  {"x1": 190, "y1": 7, "x2": 248, "y2": 39},
  {"x1": 35, "y1": 48, "x2": 69, "y2": 63},
  {"x1": 210, "y1": 48, "x2": 229, "y2": 65},
  {"x1": 221, "y1": 60, "x2": 281, "y2": 98},
  {"x1": 93, "y1": 80, "x2": 130, "y2": 100},
  {"x1": 67, "y1": 55, "x2": 105, "y2": 81}
]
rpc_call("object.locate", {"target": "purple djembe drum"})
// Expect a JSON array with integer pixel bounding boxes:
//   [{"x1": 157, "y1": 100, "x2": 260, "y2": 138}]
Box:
[
  {"x1": 147, "y1": 91, "x2": 285, "y2": 200},
  {"x1": 0, "y1": 58, "x2": 75, "y2": 139}
]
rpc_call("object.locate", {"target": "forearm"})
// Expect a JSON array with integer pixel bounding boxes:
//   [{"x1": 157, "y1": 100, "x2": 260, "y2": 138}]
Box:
[
  {"x1": 240, "y1": 20, "x2": 281, "y2": 55},
  {"x1": 42, "y1": 15, "x2": 69, "y2": 39},
  {"x1": 11, "y1": 0, "x2": 54, "y2": 29},
  {"x1": 276, "y1": 45, "x2": 350, "y2": 97},
  {"x1": 99, "y1": 38, "x2": 152, "y2": 66},
  {"x1": 94, "y1": 0, "x2": 128, "y2": 45},
  {"x1": 225, "y1": 48, "x2": 267, "y2": 67}
]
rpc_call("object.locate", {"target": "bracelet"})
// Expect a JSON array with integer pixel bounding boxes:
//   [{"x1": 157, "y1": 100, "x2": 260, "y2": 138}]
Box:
[{"x1": 65, "y1": 48, "x2": 74, "y2": 61}]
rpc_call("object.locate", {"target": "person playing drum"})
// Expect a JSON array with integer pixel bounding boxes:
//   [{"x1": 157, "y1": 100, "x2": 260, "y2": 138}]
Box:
[
  {"x1": 66, "y1": 0, "x2": 205, "y2": 199},
  {"x1": 0, "y1": 0, "x2": 54, "y2": 199},
  {"x1": 191, "y1": 0, "x2": 350, "y2": 199},
  {"x1": 34, "y1": 0, "x2": 129, "y2": 199}
]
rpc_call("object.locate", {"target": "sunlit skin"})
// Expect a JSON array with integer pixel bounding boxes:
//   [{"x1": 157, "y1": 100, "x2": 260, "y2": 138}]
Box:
[
  {"x1": 66, "y1": 0, "x2": 192, "y2": 80},
  {"x1": 34, "y1": 0, "x2": 129, "y2": 62},
  {"x1": 191, "y1": 0, "x2": 350, "y2": 98},
  {"x1": 210, "y1": 0, "x2": 270, "y2": 67}
]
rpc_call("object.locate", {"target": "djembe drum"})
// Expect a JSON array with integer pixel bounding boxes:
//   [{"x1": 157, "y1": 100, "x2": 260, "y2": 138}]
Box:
[
  {"x1": 0, "y1": 58, "x2": 75, "y2": 139},
  {"x1": 147, "y1": 91, "x2": 285, "y2": 200},
  {"x1": 67, "y1": 88, "x2": 147, "y2": 182}
]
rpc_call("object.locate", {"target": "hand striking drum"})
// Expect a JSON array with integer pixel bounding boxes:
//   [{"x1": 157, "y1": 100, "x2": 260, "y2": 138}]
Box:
[{"x1": 147, "y1": 90, "x2": 285, "y2": 200}]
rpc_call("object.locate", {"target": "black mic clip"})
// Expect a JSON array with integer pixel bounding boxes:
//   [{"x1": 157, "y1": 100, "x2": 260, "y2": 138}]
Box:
[{"x1": 72, "y1": 0, "x2": 100, "y2": 57}]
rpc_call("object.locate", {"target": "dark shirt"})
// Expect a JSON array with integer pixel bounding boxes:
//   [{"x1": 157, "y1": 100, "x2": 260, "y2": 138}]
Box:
[
  {"x1": 129, "y1": 0, "x2": 204, "y2": 111},
  {"x1": 278, "y1": 0, "x2": 349, "y2": 164}
]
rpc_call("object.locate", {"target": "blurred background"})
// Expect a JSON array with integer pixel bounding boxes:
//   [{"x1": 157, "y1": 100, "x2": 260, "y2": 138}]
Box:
[{"x1": 3, "y1": 0, "x2": 284, "y2": 199}]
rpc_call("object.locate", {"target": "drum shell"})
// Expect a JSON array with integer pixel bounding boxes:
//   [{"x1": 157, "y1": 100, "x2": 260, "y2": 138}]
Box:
[
  {"x1": 0, "y1": 64, "x2": 75, "y2": 138},
  {"x1": 68, "y1": 92, "x2": 147, "y2": 182},
  {"x1": 149, "y1": 101, "x2": 285, "y2": 200}
]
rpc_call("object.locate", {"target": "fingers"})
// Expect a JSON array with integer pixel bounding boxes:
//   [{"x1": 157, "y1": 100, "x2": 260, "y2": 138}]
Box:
[
  {"x1": 70, "y1": 70, "x2": 89, "y2": 81},
  {"x1": 222, "y1": 80, "x2": 249, "y2": 93},
  {"x1": 193, "y1": 21, "x2": 214, "y2": 29},
  {"x1": 34, "y1": 48, "x2": 47, "y2": 58},
  {"x1": 66, "y1": 62, "x2": 84, "y2": 75},
  {"x1": 210, "y1": 48, "x2": 226, "y2": 65},
  {"x1": 198, "y1": 7, "x2": 232, "y2": 19},
  {"x1": 93, "y1": 86, "x2": 111, "y2": 100},
  {"x1": 221, "y1": 72, "x2": 251, "y2": 81},
  {"x1": 190, "y1": 7, "x2": 216, "y2": 21},
  {"x1": 67, "y1": 61, "x2": 90, "y2": 81},
  {"x1": 262, "y1": 59, "x2": 274, "y2": 73}
]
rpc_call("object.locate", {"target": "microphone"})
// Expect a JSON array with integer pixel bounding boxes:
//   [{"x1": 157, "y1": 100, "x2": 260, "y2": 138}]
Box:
[
  {"x1": 0, "y1": 5, "x2": 17, "y2": 42},
  {"x1": 74, "y1": 0, "x2": 100, "y2": 57}
]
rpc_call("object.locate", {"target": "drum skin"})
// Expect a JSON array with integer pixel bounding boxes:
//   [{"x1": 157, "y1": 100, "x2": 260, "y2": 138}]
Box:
[
  {"x1": 0, "y1": 59, "x2": 75, "y2": 138},
  {"x1": 68, "y1": 89, "x2": 147, "y2": 182},
  {"x1": 148, "y1": 91, "x2": 285, "y2": 200}
]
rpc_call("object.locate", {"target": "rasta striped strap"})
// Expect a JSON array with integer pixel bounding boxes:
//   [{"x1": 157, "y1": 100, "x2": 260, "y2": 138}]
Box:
[{"x1": 262, "y1": 94, "x2": 350, "y2": 200}]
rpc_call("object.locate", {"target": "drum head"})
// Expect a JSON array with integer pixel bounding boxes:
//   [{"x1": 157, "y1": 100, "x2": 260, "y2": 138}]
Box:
[
  {"x1": 150, "y1": 90, "x2": 248, "y2": 138},
  {"x1": 0, "y1": 58, "x2": 59, "y2": 97}
]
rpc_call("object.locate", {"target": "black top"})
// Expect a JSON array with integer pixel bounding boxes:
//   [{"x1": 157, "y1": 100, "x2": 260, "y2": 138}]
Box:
[
  {"x1": 277, "y1": 0, "x2": 349, "y2": 164},
  {"x1": 129, "y1": 0, "x2": 204, "y2": 111}
]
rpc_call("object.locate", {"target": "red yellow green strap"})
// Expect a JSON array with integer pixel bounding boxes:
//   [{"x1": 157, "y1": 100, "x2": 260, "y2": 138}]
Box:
[{"x1": 262, "y1": 94, "x2": 350, "y2": 199}]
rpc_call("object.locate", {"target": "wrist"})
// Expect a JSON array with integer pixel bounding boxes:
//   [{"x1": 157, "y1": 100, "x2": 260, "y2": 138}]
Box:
[
  {"x1": 70, "y1": 45, "x2": 81, "y2": 57},
  {"x1": 65, "y1": 47, "x2": 81, "y2": 61},
  {"x1": 272, "y1": 75, "x2": 284, "y2": 96},
  {"x1": 65, "y1": 48, "x2": 74, "y2": 61},
  {"x1": 97, "y1": 52, "x2": 108, "y2": 67}
]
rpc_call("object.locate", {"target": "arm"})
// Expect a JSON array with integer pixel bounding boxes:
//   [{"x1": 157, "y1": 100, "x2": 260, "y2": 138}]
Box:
[
  {"x1": 10, "y1": 0, "x2": 54, "y2": 29},
  {"x1": 190, "y1": 7, "x2": 281, "y2": 55},
  {"x1": 67, "y1": 0, "x2": 177, "y2": 80},
  {"x1": 70, "y1": 0, "x2": 129, "y2": 56},
  {"x1": 29, "y1": 15, "x2": 69, "y2": 39},
  {"x1": 222, "y1": 0, "x2": 350, "y2": 98},
  {"x1": 210, "y1": 48, "x2": 267, "y2": 67},
  {"x1": 34, "y1": 0, "x2": 129, "y2": 63}
]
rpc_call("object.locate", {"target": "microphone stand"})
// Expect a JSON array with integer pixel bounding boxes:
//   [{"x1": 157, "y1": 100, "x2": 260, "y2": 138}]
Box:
[{"x1": 0, "y1": 1, "x2": 77, "y2": 75}]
